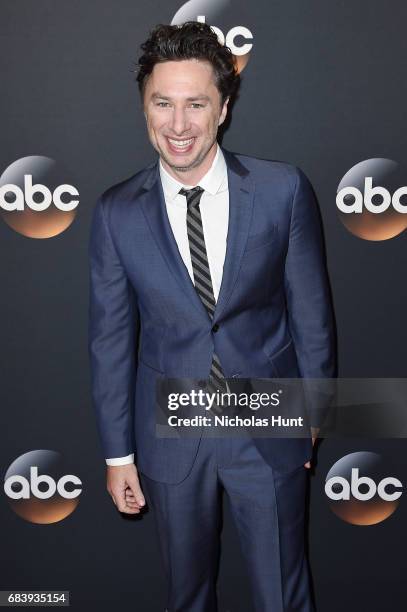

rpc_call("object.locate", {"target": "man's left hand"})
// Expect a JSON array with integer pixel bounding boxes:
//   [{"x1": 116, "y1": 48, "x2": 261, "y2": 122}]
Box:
[{"x1": 304, "y1": 427, "x2": 319, "y2": 469}]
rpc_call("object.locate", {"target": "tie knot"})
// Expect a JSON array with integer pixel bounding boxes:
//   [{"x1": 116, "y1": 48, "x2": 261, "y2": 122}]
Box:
[{"x1": 179, "y1": 186, "x2": 204, "y2": 209}]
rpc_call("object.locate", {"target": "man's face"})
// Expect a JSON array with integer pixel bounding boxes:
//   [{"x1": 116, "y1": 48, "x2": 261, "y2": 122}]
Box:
[{"x1": 143, "y1": 59, "x2": 228, "y2": 174}]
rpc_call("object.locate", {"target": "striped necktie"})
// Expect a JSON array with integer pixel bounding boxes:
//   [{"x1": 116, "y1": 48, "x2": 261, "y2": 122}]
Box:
[{"x1": 179, "y1": 186, "x2": 228, "y2": 410}]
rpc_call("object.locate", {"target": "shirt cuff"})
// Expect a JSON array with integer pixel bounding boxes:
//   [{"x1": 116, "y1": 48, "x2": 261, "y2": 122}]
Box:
[{"x1": 105, "y1": 453, "x2": 134, "y2": 466}]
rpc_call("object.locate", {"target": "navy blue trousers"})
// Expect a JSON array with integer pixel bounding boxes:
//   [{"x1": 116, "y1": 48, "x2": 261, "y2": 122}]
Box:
[{"x1": 140, "y1": 431, "x2": 315, "y2": 612}]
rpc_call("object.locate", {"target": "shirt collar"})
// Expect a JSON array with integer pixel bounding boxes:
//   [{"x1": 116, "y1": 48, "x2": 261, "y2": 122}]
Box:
[{"x1": 159, "y1": 142, "x2": 227, "y2": 201}]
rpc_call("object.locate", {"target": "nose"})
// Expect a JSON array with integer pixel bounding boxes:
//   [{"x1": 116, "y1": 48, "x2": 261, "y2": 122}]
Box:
[{"x1": 169, "y1": 106, "x2": 191, "y2": 135}]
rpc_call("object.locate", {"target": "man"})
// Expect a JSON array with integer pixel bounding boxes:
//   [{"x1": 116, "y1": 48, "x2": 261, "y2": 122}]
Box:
[{"x1": 88, "y1": 21, "x2": 336, "y2": 612}]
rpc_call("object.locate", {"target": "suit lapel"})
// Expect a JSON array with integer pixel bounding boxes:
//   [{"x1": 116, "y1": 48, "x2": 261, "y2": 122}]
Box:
[
  {"x1": 140, "y1": 163, "x2": 209, "y2": 319},
  {"x1": 139, "y1": 146, "x2": 255, "y2": 322},
  {"x1": 213, "y1": 147, "x2": 255, "y2": 321}
]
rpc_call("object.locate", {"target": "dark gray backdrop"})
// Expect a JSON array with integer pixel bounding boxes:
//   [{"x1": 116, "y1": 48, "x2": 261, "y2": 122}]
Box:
[{"x1": 1, "y1": 1, "x2": 406, "y2": 610}]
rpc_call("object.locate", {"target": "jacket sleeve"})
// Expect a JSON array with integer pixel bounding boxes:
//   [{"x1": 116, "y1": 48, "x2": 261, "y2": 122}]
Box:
[
  {"x1": 88, "y1": 194, "x2": 139, "y2": 459},
  {"x1": 284, "y1": 167, "x2": 337, "y2": 426}
]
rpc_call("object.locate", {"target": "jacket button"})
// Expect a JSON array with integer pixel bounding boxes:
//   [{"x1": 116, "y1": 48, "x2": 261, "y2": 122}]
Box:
[{"x1": 212, "y1": 323, "x2": 219, "y2": 332}]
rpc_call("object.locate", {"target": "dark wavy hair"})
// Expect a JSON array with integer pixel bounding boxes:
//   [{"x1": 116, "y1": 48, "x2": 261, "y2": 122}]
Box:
[{"x1": 135, "y1": 21, "x2": 240, "y2": 106}]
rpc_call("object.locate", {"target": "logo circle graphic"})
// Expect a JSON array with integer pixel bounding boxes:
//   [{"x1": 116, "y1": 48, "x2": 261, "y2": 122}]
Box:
[
  {"x1": 0, "y1": 156, "x2": 79, "y2": 238},
  {"x1": 336, "y1": 158, "x2": 407, "y2": 241},
  {"x1": 325, "y1": 452, "x2": 402, "y2": 526},
  {"x1": 171, "y1": 2, "x2": 253, "y2": 73},
  {"x1": 3, "y1": 450, "x2": 82, "y2": 524}
]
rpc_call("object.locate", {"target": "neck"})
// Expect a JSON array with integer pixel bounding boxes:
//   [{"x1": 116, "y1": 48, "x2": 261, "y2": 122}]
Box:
[{"x1": 160, "y1": 142, "x2": 218, "y2": 186}]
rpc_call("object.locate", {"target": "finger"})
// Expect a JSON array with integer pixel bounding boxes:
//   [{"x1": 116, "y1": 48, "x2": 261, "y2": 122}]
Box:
[
  {"x1": 304, "y1": 461, "x2": 311, "y2": 469},
  {"x1": 111, "y1": 483, "x2": 132, "y2": 512},
  {"x1": 113, "y1": 491, "x2": 142, "y2": 513},
  {"x1": 128, "y1": 479, "x2": 145, "y2": 507},
  {"x1": 124, "y1": 492, "x2": 145, "y2": 513},
  {"x1": 123, "y1": 497, "x2": 142, "y2": 513},
  {"x1": 117, "y1": 499, "x2": 140, "y2": 513},
  {"x1": 124, "y1": 504, "x2": 141, "y2": 512},
  {"x1": 125, "y1": 489, "x2": 143, "y2": 505}
]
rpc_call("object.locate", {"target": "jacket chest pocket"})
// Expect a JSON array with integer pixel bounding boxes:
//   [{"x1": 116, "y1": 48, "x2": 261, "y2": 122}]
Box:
[{"x1": 244, "y1": 224, "x2": 277, "y2": 253}]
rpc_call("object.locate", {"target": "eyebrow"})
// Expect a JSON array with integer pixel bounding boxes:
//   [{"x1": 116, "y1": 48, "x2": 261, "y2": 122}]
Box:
[{"x1": 151, "y1": 93, "x2": 210, "y2": 102}]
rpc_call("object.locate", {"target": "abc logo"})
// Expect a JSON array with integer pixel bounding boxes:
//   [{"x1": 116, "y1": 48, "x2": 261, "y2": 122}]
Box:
[
  {"x1": 336, "y1": 158, "x2": 407, "y2": 240},
  {"x1": 325, "y1": 452, "x2": 402, "y2": 525},
  {"x1": 172, "y1": 4, "x2": 253, "y2": 72},
  {"x1": 337, "y1": 177, "x2": 407, "y2": 215},
  {"x1": 0, "y1": 156, "x2": 79, "y2": 238},
  {"x1": 3, "y1": 450, "x2": 82, "y2": 524},
  {"x1": 0, "y1": 175, "x2": 78, "y2": 212}
]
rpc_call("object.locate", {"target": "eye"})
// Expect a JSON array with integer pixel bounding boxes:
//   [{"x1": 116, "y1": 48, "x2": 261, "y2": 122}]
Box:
[
  {"x1": 190, "y1": 103, "x2": 204, "y2": 108},
  {"x1": 156, "y1": 101, "x2": 170, "y2": 107}
]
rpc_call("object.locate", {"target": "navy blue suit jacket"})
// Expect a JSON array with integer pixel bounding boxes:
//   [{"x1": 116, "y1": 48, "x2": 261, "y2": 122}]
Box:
[{"x1": 88, "y1": 147, "x2": 336, "y2": 482}]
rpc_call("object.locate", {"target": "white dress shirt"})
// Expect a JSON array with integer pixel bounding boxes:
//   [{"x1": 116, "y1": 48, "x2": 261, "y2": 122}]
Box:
[{"x1": 106, "y1": 143, "x2": 229, "y2": 466}]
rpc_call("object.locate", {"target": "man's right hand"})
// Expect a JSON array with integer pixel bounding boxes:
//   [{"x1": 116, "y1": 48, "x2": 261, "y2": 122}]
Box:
[{"x1": 106, "y1": 463, "x2": 146, "y2": 514}]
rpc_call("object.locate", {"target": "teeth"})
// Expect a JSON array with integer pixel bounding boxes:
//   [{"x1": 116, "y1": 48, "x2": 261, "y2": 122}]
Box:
[{"x1": 168, "y1": 138, "x2": 194, "y2": 147}]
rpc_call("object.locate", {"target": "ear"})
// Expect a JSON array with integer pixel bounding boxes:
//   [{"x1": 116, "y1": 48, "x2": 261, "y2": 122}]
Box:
[{"x1": 218, "y1": 97, "x2": 230, "y2": 126}]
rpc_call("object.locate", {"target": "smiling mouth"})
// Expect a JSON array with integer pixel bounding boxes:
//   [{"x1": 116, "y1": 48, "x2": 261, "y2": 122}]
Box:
[{"x1": 166, "y1": 137, "x2": 195, "y2": 152}]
